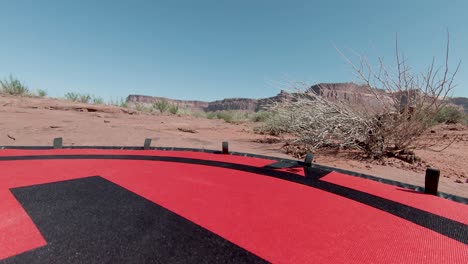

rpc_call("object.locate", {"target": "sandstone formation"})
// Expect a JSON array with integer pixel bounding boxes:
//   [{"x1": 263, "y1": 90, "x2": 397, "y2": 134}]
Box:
[
  {"x1": 127, "y1": 83, "x2": 467, "y2": 113},
  {"x1": 126, "y1": 89, "x2": 293, "y2": 112}
]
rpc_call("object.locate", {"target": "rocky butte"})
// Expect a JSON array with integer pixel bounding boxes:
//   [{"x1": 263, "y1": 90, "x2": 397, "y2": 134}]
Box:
[
  {"x1": 126, "y1": 89, "x2": 292, "y2": 112},
  {"x1": 126, "y1": 83, "x2": 467, "y2": 112}
]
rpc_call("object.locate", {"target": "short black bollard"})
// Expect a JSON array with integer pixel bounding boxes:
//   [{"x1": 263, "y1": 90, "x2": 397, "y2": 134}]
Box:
[
  {"x1": 53, "y1": 137, "x2": 63, "y2": 149},
  {"x1": 222, "y1": 141, "x2": 229, "y2": 154},
  {"x1": 304, "y1": 153, "x2": 313, "y2": 167},
  {"x1": 143, "y1": 138, "x2": 152, "y2": 150},
  {"x1": 425, "y1": 167, "x2": 440, "y2": 195}
]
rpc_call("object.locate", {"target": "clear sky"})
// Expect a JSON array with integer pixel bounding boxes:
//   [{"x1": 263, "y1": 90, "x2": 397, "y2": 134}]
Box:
[{"x1": 0, "y1": 0, "x2": 467, "y2": 101}]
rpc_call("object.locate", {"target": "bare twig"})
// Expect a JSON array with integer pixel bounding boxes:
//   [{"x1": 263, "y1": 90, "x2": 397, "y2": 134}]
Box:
[
  {"x1": 7, "y1": 134, "x2": 16, "y2": 141},
  {"x1": 427, "y1": 135, "x2": 459, "y2": 152}
]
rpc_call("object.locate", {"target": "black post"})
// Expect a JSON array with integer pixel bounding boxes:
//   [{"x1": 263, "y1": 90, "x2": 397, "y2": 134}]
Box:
[
  {"x1": 143, "y1": 138, "x2": 152, "y2": 150},
  {"x1": 304, "y1": 153, "x2": 313, "y2": 167},
  {"x1": 222, "y1": 141, "x2": 229, "y2": 154},
  {"x1": 53, "y1": 137, "x2": 63, "y2": 149},
  {"x1": 425, "y1": 168, "x2": 440, "y2": 195}
]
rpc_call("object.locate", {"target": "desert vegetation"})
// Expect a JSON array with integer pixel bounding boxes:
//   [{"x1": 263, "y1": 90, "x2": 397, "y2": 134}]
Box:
[
  {"x1": 203, "y1": 110, "x2": 274, "y2": 124},
  {"x1": 168, "y1": 103, "x2": 179, "y2": 114},
  {"x1": 0, "y1": 75, "x2": 30, "y2": 96},
  {"x1": 0, "y1": 75, "x2": 49, "y2": 98},
  {"x1": 36, "y1": 89, "x2": 47, "y2": 97},
  {"x1": 433, "y1": 106, "x2": 467, "y2": 125},
  {"x1": 107, "y1": 97, "x2": 128, "y2": 108},
  {"x1": 64, "y1": 92, "x2": 105, "y2": 105},
  {"x1": 256, "y1": 34, "x2": 465, "y2": 162},
  {"x1": 153, "y1": 99, "x2": 169, "y2": 113}
]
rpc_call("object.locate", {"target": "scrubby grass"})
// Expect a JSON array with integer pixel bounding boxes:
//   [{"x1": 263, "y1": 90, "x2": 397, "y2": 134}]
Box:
[
  {"x1": 153, "y1": 100, "x2": 169, "y2": 113},
  {"x1": 433, "y1": 106, "x2": 467, "y2": 124},
  {"x1": 64, "y1": 92, "x2": 91, "y2": 103},
  {"x1": 108, "y1": 97, "x2": 128, "y2": 108},
  {"x1": 205, "y1": 110, "x2": 256, "y2": 123},
  {"x1": 204, "y1": 110, "x2": 276, "y2": 123},
  {"x1": 169, "y1": 103, "x2": 179, "y2": 114},
  {"x1": 203, "y1": 110, "x2": 277, "y2": 124},
  {"x1": 36, "y1": 89, "x2": 47, "y2": 97},
  {"x1": 135, "y1": 103, "x2": 153, "y2": 112},
  {"x1": 254, "y1": 111, "x2": 291, "y2": 136},
  {"x1": 0, "y1": 75, "x2": 30, "y2": 96},
  {"x1": 91, "y1": 96, "x2": 104, "y2": 105},
  {"x1": 250, "y1": 110, "x2": 275, "y2": 122},
  {"x1": 63, "y1": 93, "x2": 105, "y2": 105}
]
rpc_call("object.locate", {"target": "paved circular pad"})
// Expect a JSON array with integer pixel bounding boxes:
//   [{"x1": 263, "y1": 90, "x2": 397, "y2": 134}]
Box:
[{"x1": 0, "y1": 149, "x2": 467, "y2": 263}]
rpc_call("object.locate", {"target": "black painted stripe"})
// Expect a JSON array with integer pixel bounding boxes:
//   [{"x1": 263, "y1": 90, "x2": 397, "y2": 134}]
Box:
[
  {"x1": 1, "y1": 145, "x2": 466, "y2": 203},
  {"x1": 3, "y1": 176, "x2": 267, "y2": 264},
  {"x1": 0, "y1": 154, "x2": 467, "y2": 244}
]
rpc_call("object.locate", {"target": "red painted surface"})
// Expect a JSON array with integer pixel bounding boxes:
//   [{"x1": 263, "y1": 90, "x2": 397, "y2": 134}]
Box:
[
  {"x1": 321, "y1": 171, "x2": 468, "y2": 225},
  {"x1": 0, "y1": 150, "x2": 467, "y2": 263},
  {"x1": 0, "y1": 189, "x2": 46, "y2": 260}
]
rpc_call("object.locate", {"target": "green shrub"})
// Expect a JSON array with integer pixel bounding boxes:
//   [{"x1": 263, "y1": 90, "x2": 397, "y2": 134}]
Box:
[
  {"x1": 36, "y1": 89, "x2": 47, "y2": 97},
  {"x1": 0, "y1": 75, "x2": 30, "y2": 96},
  {"x1": 153, "y1": 99, "x2": 169, "y2": 113},
  {"x1": 64, "y1": 92, "x2": 92, "y2": 103},
  {"x1": 135, "y1": 103, "x2": 153, "y2": 112},
  {"x1": 64, "y1": 92, "x2": 79, "y2": 101},
  {"x1": 91, "y1": 96, "x2": 104, "y2": 105},
  {"x1": 78, "y1": 94, "x2": 91, "y2": 103},
  {"x1": 203, "y1": 110, "x2": 256, "y2": 123},
  {"x1": 216, "y1": 111, "x2": 234, "y2": 123},
  {"x1": 433, "y1": 106, "x2": 466, "y2": 124},
  {"x1": 206, "y1": 111, "x2": 217, "y2": 119},
  {"x1": 108, "y1": 97, "x2": 128, "y2": 108},
  {"x1": 251, "y1": 110, "x2": 275, "y2": 122},
  {"x1": 255, "y1": 112, "x2": 292, "y2": 136},
  {"x1": 176, "y1": 108, "x2": 195, "y2": 116},
  {"x1": 169, "y1": 103, "x2": 179, "y2": 114}
]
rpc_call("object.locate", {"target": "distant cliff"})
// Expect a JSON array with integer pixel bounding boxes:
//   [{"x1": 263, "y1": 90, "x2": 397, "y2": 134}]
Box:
[
  {"x1": 450, "y1": 97, "x2": 468, "y2": 113},
  {"x1": 126, "y1": 83, "x2": 467, "y2": 112},
  {"x1": 126, "y1": 95, "x2": 208, "y2": 111},
  {"x1": 307, "y1": 82, "x2": 389, "y2": 108},
  {"x1": 126, "y1": 89, "x2": 292, "y2": 112}
]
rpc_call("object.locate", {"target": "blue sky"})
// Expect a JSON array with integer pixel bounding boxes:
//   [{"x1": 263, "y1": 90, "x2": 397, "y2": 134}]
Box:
[{"x1": 0, "y1": 0, "x2": 467, "y2": 101}]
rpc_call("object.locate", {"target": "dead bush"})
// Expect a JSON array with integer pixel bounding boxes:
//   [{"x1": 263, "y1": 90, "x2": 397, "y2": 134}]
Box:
[{"x1": 270, "y1": 32, "x2": 460, "y2": 161}]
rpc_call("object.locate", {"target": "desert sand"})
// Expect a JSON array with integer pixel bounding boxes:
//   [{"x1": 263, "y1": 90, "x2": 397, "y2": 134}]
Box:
[{"x1": 1, "y1": 95, "x2": 467, "y2": 197}]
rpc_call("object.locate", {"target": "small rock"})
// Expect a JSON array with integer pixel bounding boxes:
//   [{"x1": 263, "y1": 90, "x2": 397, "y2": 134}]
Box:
[
  {"x1": 365, "y1": 165, "x2": 372, "y2": 169},
  {"x1": 454, "y1": 179, "x2": 463, "y2": 184},
  {"x1": 104, "y1": 120, "x2": 110, "y2": 123},
  {"x1": 49, "y1": 125, "x2": 60, "y2": 128},
  {"x1": 430, "y1": 130, "x2": 436, "y2": 133}
]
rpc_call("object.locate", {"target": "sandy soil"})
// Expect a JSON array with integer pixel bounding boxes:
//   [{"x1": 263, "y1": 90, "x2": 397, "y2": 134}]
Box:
[{"x1": 1, "y1": 95, "x2": 467, "y2": 197}]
